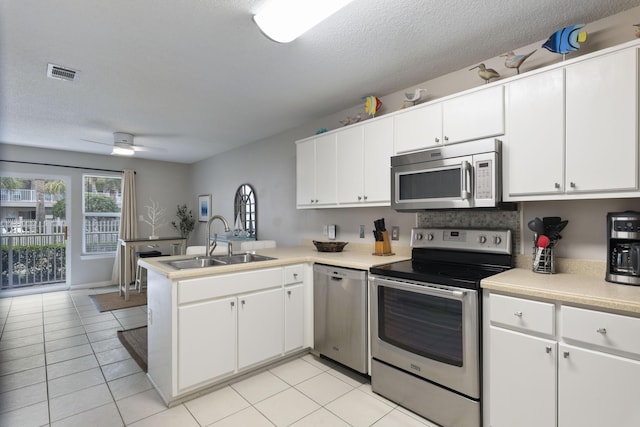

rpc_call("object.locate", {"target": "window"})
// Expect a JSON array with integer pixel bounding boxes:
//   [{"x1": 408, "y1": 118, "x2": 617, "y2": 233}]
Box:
[{"x1": 82, "y1": 174, "x2": 122, "y2": 254}]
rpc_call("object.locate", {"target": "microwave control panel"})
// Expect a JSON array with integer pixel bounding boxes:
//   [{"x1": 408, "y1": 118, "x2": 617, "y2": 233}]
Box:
[{"x1": 474, "y1": 159, "x2": 493, "y2": 200}]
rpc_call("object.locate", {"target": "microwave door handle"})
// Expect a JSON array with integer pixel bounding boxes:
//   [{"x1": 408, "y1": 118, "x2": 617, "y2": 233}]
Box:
[{"x1": 460, "y1": 160, "x2": 472, "y2": 200}]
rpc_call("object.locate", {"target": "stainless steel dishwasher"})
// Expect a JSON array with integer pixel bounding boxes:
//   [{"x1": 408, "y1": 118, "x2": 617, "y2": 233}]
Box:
[{"x1": 313, "y1": 264, "x2": 367, "y2": 374}]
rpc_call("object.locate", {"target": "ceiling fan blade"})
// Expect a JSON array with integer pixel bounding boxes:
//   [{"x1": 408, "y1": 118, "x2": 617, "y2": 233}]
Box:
[
  {"x1": 81, "y1": 138, "x2": 112, "y2": 147},
  {"x1": 131, "y1": 145, "x2": 168, "y2": 153}
]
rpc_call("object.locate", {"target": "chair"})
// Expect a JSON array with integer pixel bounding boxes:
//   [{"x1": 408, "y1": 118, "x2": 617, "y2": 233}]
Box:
[{"x1": 134, "y1": 250, "x2": 162, "y2": 293}]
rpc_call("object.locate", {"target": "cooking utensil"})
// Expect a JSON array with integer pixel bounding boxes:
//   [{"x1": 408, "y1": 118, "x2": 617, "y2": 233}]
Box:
[
  {"x1": 548, "y1": 219, "x2": 569, "y2": 240},
  {"x1": 533, "y1": 235, "x2": 550, "y2": 270},
  {"x1": 527, "y1": 217, "x2": 545, "y2": 235}
]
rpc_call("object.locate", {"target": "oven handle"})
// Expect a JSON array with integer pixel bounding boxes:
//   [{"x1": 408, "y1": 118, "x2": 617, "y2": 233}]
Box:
[
  {"x1": 371, "y1": 276, "x2": 467, "y2": 301},
  {"x1": 460, "y1": 160, "x2": 472, "y2": 200}
]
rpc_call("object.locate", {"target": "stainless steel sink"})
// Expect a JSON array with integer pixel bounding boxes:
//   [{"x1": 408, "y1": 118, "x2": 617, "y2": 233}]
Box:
[{"x1": 162, "y1": 253, "x2": 276, "y2": 270}]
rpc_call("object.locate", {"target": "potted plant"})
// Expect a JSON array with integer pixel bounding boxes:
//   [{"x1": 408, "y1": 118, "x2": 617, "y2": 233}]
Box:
[{"x1": 171, "y1": 204, "x2": 195, "y2": 240}]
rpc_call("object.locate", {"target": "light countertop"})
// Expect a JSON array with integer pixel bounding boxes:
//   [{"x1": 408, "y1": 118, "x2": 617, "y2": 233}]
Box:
[
  {"x1": 482, "y1": 268, "x2": 640, "y2": 315},
  {"x1": 139, "y1": 244, "x2": 411, "y2": 280}
]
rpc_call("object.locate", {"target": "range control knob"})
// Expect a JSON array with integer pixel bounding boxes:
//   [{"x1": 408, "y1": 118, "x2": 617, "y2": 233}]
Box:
[
  {"x1": 478, "y1": 235, "x2": 487, "y2": 244},
  {"x1": 426, "y1": 233, "x2": 434, "y2": 241},
  {"x1": 493, "y1": 236, "x2": 502, "y2": 245},
  {"x1": 415, "y1": 233, "x2": 423, "y2": 241}
]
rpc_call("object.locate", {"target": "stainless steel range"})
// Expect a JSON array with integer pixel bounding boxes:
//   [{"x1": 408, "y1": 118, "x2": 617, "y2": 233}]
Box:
[{"x1": 369, "y1": 228, "x2": 513, "y2": 427}]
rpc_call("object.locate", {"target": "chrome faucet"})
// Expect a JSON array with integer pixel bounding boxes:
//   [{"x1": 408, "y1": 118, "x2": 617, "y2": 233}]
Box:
[{"x1": 206, "y1": 215, "x2": 231, "y2": 256}]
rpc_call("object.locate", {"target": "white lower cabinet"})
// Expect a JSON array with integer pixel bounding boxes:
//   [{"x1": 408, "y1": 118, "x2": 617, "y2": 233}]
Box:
[
  {"x1": 178, "y1": 296, "x2": 237, "y2": 390},
  {"x1": 558, "y1": 343, "x2": 640, "y2": 427},
  {"x1": 487, "y1": 293, "x2": 640, "y2": 427},
  {"x1": 489, "y1": 327, "x2": 556, "y2": 427},
  {"x1": 284, "y1": 283, "x2": 304, "y2": 353},
  {"x1": 238, "y1": 288, "x2": 284, "y2": 369}
]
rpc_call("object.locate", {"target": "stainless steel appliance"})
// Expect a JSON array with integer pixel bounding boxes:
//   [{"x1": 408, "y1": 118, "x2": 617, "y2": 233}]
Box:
[
  {"x1": 391, "y1": 138, "x2": 503, "y2": 211},
  {"x1": 606, "y1": 211, "x2": 640, "y2": 286},
  {"x1": 370, "y1": 228, "x2": 513, "y2": 427},
  {"x1": 313, "y1": 264, "x2": 368, "y2": 373}
]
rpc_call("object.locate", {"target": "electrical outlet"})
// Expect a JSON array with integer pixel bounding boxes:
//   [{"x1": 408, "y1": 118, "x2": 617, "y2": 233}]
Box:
[
  {"x1": 391, "y1": 226, "x2": 399, "y2": 240},
  {"x1": 322, "y1": 225, "x2": 328, "y2": 235},
  {"x1": 328, "y1": 225, "x2": 336, "y2": 240},
  {"x1": 359, "y1": 225, "x2": 365, "y2": 238}
]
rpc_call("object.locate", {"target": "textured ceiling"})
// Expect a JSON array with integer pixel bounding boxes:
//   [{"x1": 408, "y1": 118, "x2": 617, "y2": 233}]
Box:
[{"x1": 1, "y1": 0, "x2": 639, "y2": 163}]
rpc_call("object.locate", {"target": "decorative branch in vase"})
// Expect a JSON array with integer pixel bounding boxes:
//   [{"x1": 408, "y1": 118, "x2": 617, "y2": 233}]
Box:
[
  {"x1": 171, "y1": 204, "x2": 195, "y2": 241},
  {"x1": 143, "y1": 199, "x2": 167, "y2": 240}
]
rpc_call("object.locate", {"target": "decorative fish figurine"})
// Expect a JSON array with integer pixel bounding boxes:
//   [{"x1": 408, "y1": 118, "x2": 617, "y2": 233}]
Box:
[
  {"x1": 542, "y1": 24, "x2": 587, "y2": 55},
  {"x1": 469, "y1": 63, "x2": 500, "y2": 84},
  {"x1": 501, "y1": 49, "x2": 537, "y2": 74},
  {"x1": 363, "y1": 95, "x2": 382, "y2": 117}
]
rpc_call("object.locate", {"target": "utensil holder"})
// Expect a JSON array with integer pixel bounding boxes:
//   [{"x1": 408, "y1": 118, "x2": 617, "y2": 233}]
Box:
[{"x1": 533, "y1": 245, "x2": 555, "y2": 274}]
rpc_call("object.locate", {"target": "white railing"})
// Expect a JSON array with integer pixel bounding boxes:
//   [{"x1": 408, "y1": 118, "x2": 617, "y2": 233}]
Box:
[
  {"x1": 0, "y1": 189, "x2": 64, "y2": 203},
  {"x1": 2, "y1": 218, "x2": 67, "y2": 234}
]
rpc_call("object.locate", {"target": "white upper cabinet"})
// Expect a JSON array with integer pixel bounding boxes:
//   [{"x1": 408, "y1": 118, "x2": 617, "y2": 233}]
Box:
[
  {"x1": 565, "y1": 48, "x2": 638, "y2": 194},
  {"x1": 296, "y1": 134, "x2": 337, "y2": 208},
  {"x1": 442, "y1": 85, "x2": 505, "y2": 144},
  {"x1": 394, "y1": 103, "x2": 442, "y2": 153},
  {"x1": 393, "y1": 86, "x2": 504, "y2": 155},
  {"x1": 505, "y1": 45, "x2": 639, "y2": 201},
  {"x1": 504, "y1": 69, "x2": 565, "y2": 197},
  {"x1": 337, "y1": 117, "x2": 393, "y2": 206}
]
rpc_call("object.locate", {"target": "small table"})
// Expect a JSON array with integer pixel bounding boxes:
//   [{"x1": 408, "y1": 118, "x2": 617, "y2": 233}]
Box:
[{"x1": 118, "y1": 237, "x2": 186, "y2": 300}]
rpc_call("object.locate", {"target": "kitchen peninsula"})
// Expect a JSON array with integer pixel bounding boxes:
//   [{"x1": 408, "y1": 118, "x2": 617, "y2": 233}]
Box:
[{"x1": 140, "y1": 245, "x2": 409, "y2": 405}]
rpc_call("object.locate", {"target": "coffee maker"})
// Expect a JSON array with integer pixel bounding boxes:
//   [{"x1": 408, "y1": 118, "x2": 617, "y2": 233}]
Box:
[{"x1": 606, "y1": 211, "x2": 640, "y2": 286}]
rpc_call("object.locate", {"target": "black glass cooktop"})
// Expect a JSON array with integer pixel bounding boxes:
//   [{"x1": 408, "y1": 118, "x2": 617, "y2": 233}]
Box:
[{"x1": 370, "y1": 249, "x2": 513, "y2": 290}]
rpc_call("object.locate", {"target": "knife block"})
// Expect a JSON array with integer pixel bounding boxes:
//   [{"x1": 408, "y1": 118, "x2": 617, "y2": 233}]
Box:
[{"x1": 374, "y1": 231, "x2": 392, "y2": 255}]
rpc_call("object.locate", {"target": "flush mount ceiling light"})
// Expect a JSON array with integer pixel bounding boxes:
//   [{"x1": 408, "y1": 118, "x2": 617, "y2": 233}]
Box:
[
  {"x1": 253, "y1": 0, "x2": 355, "y2": 43},
  {"x1": 111, "y1": 145, "x2": 135, "y2": 156}
]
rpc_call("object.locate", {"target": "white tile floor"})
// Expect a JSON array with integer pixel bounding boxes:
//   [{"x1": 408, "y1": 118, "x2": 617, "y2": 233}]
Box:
[{"x1": 0, "y1": 287, "x2": 438, "y2": 427}]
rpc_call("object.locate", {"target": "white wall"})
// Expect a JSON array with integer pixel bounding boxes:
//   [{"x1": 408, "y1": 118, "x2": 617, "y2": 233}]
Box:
[{"x1": 1, "y1": 144, "x2": 191, "y2": 286}]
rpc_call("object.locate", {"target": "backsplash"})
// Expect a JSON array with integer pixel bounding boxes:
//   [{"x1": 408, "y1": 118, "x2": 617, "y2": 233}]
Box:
[{"x1": 417, "y1": 209, "x2": 521, "y2": 255}]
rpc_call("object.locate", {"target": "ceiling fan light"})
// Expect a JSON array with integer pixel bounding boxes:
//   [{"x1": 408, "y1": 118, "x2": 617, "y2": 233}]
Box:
[
  {"x1": 112, "y1": 146, "x2": 135, "y2": 156},
  {"x1": 253, "y1": 0, "x2": 355, "y2": 43}
]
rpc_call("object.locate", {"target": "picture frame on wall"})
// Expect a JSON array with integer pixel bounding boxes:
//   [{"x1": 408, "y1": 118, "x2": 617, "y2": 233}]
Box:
[{"x1": 198, "y1": 194, "x2": 211, "y2": 222}]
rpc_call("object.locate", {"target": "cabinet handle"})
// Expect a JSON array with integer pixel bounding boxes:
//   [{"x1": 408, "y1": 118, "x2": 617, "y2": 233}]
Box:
[
  {"x1": 597, "y1": 328, "x2": 607, "y2": 335},
  {"x1": 310, "y1": 199, "x2": 314, "y2": 203},
  {"x1": 435, "y1": 137, "x2": 440, "y2": 143},
  {"x1": 293, "y1": 273, "x2": 298, "y2": 279},
  {"x1": 444, "y1": 136, "x2": 449, "y2": 141},
  {"x1": 570, "y1": 182, "x2": 576, "y2": 188},
  {"x1": 241, "y1": 300, "x2": 245, "y2": 306},
  {"x1": 363, "y1": 195, "x2": 367, "y2": 200},
  {"x1": 287, "y1": 290, "x2": 292, "y2": 296},
  {"x1": 554, "y1": 183, "x2": 560, "y2": 189},
  {"x1": 563, "y1": 351, "x2": 570, "y2": 358},
  {"x1": 230, "y1": 301, "x2": 235, "y2": 308},
  {"x1": 358, "y1": 196, "x2": 362, "y2": 201},
  {"x1": 546, "y1": 346, "x2": 552, "y2": 354},
  {"x1": 514, "y1": 311, "x2": 523, "y2": 317}
]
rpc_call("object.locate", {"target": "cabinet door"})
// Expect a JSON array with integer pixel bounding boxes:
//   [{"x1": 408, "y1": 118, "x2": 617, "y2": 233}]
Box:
[
  {"x1": 489, "y1": 327, "x2": 557, "y2": 427},
  {"x1": 559, "y1": 344, "x2": 640, "y2": 427},
  {"x1": 337, "y1": 125, "x2": 365, "y2": 204},
  {"x1": 504, "y1": 69, "x2": 565, "y2": 197},
  {"x1": 393, "y1": 103, "x2": 442, "y2": 154},
  {"x1": 314, "y1": 133, "x2": 338, "y2": 205},
  {"x1": 284, "y1": 284, "x2": 304, "y2": 353},
  {"x1": 442, "y1": 85, "x2": 504, "y2": 144},
  {"x1": 363, "y1": 116, "x2": 393, "y2": 204},
  {"x1": 296, "y1": 139, "x2": 316, "y2": 207},
  {"x1": 178, "y1": 297, "x2": 237, "y2": 390},
  {"x1": 565, "y1": 48, "x2": 638, "y2": 193},
  {"x1": 238, "y1": 287, "x2": 284, "y2": 369}
]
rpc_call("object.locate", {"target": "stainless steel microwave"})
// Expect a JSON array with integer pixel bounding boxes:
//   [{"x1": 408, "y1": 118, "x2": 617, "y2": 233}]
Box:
[{"x1": 391, "y1": 138, "x2": 502, "y2": 211}]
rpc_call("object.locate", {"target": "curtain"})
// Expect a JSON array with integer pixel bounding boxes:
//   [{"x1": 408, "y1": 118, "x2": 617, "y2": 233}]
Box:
[{"x1": 111, "y1": 170, "x2": 137, "y2": 284}]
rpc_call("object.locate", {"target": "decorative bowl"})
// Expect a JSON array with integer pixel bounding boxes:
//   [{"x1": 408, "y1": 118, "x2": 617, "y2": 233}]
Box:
[{"x1": 313, "y1": 241, "x2": 348, "y2": 253}]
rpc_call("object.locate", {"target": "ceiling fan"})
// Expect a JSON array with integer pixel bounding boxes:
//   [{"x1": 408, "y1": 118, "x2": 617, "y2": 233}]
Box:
[{"x1": 82, "y1": 132, "x2": 167, "y2": 156}]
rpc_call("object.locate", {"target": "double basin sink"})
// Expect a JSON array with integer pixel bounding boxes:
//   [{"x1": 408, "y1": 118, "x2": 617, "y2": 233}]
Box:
[{"x1": 162, "y1": 253, "x2": 276, "y2": 270}]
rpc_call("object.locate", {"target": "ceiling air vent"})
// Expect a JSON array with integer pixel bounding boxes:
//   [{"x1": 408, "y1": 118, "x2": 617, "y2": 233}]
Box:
[{"x1": 47, "y1": 63, "x2": 78, "y2": 82}]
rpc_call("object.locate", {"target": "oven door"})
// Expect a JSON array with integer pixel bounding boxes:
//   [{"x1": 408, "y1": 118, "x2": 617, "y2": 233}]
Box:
[{"x1": 370, "y1": 275, "x2": 480, "y2": 398}]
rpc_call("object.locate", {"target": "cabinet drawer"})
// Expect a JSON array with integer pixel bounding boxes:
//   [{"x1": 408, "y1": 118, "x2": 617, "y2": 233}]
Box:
[
  {"x1": 284, "y1": 264, "x2": 305, "y2": 285},
  {"x1": 562, "y1": 306, "x2": 640, "y2": 356},
  {"x1": 178, "y1": 267, "x2": 282, "y2": 304},
  {"x1": 490, "y1": 294, "x2": 555, "y2": 335}
]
